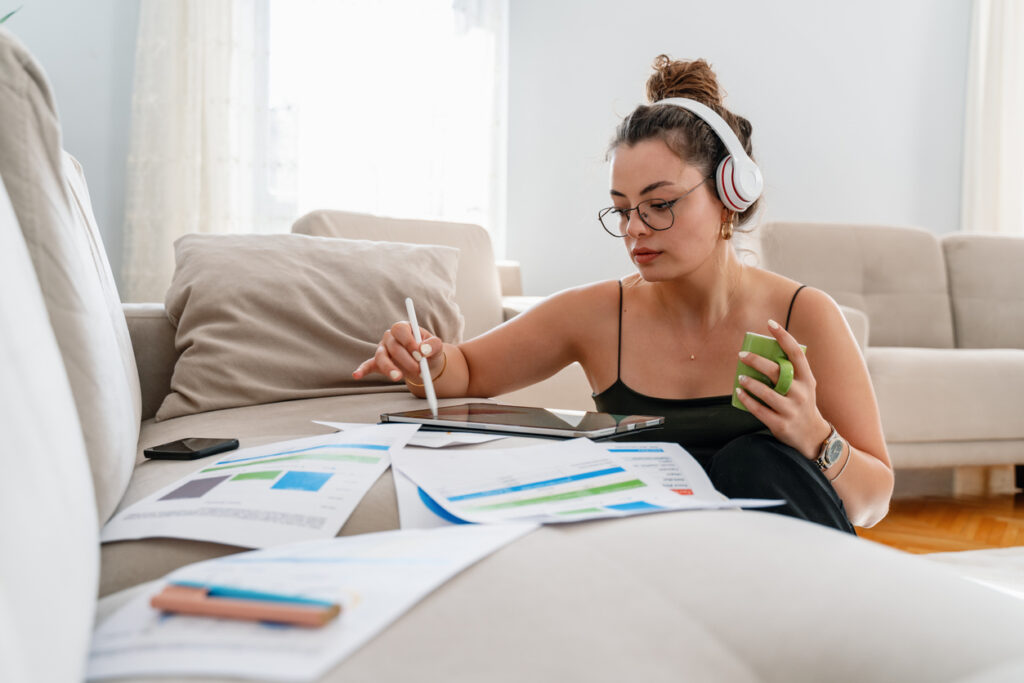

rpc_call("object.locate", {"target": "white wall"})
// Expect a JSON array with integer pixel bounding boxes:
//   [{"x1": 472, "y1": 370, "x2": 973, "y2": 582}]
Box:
[
  {"x1": 508, "y1": 0, "x2": 972, "y2": 295},
  {"x1": 4, "y1": 0, "x2": 971, "y2": 298},
  {"x1": 7, "y1": 0, "x2": 140, "y2": 289}
]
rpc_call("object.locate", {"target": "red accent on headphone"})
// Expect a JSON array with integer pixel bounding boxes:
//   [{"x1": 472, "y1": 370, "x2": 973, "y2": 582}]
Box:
[{"x1": 718, "y1": 157, "x2": 739, "y2": 211}]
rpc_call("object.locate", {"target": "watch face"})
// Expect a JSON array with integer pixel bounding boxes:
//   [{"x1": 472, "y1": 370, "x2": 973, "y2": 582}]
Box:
[{"x1": 825, "y1": 439, "x2": 843, "y2": 466}]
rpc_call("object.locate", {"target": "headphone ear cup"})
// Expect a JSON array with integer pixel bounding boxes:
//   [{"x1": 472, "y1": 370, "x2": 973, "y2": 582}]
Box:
[
  {"x1": 715, "y1": 156, "x2": 747, "y2": 212},
  {"x1": 716, "y1": 155, "x2": 764, "y2": 213}
]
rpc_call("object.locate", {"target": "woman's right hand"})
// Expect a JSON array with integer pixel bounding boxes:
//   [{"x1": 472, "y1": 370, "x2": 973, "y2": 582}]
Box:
[{"x1": 351, "y1": 321, "x2": 446, "y2": 384}]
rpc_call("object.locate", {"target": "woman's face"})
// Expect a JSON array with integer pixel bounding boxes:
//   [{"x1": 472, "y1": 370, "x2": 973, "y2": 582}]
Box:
[{"x1": 608, "y1": 138, "x2": 723, "y2": 281}]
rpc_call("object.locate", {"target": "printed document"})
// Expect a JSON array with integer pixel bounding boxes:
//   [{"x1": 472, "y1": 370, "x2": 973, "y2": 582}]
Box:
[
  {"x1": 88, "y1": 524, "x2": 536, "y2": 681},
  {"x1": 393, "y1": 438, "x2": 781, "y2": 525},
  {"x1": 101, "y1": 424, "x2": 418, "y2": 548}
]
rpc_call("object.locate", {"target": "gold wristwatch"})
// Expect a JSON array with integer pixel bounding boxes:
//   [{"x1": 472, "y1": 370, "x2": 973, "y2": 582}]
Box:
[{"x1": 815, "y1": 423, "x2": 846, "y2": 472}]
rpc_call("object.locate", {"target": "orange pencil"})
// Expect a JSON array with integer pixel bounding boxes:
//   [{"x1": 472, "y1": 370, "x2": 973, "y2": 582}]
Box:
[{"x1": 151, "y1": 583, "x2": 340, "y2": 628}]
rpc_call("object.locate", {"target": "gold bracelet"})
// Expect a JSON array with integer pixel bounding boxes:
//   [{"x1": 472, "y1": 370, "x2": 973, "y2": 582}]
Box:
[
  {"x1": 828, "y1": 441, "x2": 853, "y2": 482},
  {"x1": 405, "y1": 352, "x2": 447, "y2": 387}
]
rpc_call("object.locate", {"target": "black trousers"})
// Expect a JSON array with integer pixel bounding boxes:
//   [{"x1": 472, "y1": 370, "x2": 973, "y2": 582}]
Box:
[{"x1": 702, "y1": 432, "x2": 856, "y2": 534}]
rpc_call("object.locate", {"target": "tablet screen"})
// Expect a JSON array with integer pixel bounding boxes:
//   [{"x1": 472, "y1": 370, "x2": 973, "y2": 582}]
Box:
[{"x1": 380, "y1": 403, "x2": 664, "y2": 438}]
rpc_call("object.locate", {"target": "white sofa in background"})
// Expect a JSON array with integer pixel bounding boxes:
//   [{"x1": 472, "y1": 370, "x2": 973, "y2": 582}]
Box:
[
  {"x1": 760, "y1": 222, "x2": 1024, "y2": 495},
  {"x1": 6, "y1": 28, "x2": 1024, "y2": 683}
]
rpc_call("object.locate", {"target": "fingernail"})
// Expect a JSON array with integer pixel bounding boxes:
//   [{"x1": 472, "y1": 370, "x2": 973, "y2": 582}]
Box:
[
  {"x1": 421, "y1": 343, "x2": 433, "y2": 356},
  {"x1": 738, "y1": 351, "x2": 749, "y2": 359},
  {"x1": 412, "y1": 350, "x2": 423, "y2": 362},
  {"x1": 389, "y1": 370, "x2": 402, "y2": 381},
  {"x1": 736, "y1": 387, "x2": 745, "y2": 397},
  {"x1": 768, "y1": 319, "x2": 780, "y2": 329},
  {"x1": 738, "y1": 374, "x2": 749, "y2": 384}
]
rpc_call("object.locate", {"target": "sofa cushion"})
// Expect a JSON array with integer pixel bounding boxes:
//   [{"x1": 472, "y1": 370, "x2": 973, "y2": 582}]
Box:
[
  {"x1": 156, "y1": 233, "x2": 464, "y2": 420},
  {"x1": 0, "y1": 29, "x2": 140, "y2": 522},
  {"x1": 866, "y1": 346, "x2": 1024, "y2": 445},
  {"x1": 943, "y1": 233, "x2": 1024, "y2": 349},
  {"x1": 96, "y1": 511, "x2": 1024, "y2": 682},
  {"x1": 760, "y1": 222, "x2": 955, "y2": 348},
  {"x1": 292, "y1": 210, "x2": 503, "y2": 339},
  {"x1": 837, "y1": 304, "x2": 870, "y2": 350},
  {"x1": 0, "y1": 177, "x2": 98, "y2": 683}
]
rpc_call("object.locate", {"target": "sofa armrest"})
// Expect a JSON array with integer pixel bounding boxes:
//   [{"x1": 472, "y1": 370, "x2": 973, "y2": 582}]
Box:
[
  {"x1": 494, "y1": 362, "x2": 594, "y2": 412},
  {"x1": 502, "y1": 295, "x2": 544, "y2": 322},
  {"x1": 496, "y1": 260, "x2": 523, "y2": 297},
  {"x1": 839, "y1": 304, "x2": 870, "y2": 350},
  {"x1": 123, "y1": 303, "x2": 177, "y2": 420}
]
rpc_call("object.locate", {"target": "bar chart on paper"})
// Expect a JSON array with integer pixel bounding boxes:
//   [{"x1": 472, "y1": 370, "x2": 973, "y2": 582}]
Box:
[
  {"x1": 393, "y1": 438, "x2": 707, "y2": 524},
  {"x1": 393, "y1": 439, "x2": 785, "y2": 527},
  {"x1": 156, "y1": 444, "x2": 383, "y2": 500},
  {"x1": 101, "y1": 425, "x2": 419, "y2": 548}
]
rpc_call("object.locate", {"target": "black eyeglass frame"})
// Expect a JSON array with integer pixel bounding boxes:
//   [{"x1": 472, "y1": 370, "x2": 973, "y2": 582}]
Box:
[{"x1": 598, "y1": 176, "x2": 712, "y2": 238}]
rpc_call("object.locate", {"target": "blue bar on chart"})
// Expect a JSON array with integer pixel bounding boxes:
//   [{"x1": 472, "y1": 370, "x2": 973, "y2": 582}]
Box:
[
  {"x1": 271, "y1": 471, "x2": 333, "y2": 492},
  {"x1": 605, "y1": 501, "x2": 663, "y2": 511},
  {"x1": 213, "y1": 443, "x2": 389, "y2": 466},
  {"x1": 446, "y1": 467, "x2": 626, "y2": 502}
]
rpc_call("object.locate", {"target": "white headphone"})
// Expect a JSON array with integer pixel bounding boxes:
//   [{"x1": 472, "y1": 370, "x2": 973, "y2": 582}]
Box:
[{"x1": 652, "y1": 97, "x2": 763, "y2": 213}]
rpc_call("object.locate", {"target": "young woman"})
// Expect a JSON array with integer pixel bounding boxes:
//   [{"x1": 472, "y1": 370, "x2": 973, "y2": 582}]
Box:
[{"x1": 354, "y1": 56, "x2": 893, "y2": 531}]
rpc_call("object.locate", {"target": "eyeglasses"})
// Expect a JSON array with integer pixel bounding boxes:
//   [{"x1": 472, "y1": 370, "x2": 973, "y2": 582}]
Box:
[{"x1": 598, "y1": 177, "x2": 711, "y2": 238}]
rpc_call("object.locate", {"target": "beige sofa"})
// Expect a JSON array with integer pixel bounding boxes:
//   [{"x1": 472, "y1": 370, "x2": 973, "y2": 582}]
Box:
[
  {"x1": 6, "y1": 28, "x2": 1024, "y2": 683},
  {"x1": 760, "y1": 222, "x2": 1024, "y2": 494}
]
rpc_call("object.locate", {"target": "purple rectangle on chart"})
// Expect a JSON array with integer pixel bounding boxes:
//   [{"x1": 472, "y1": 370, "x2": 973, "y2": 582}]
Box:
[{"x1": 159, "y1": 475, "x2": 231, "y2": 501}]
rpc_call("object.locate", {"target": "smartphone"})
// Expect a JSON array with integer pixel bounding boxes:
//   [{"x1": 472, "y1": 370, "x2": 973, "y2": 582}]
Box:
[{"x1": 143, "y1": 437, "x2": 239, "y2": 461}]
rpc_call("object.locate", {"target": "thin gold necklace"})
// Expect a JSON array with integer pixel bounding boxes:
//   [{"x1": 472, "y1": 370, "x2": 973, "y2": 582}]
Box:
[{"x1": 680, "y1": 266, "x2": 742, "y2": 361}]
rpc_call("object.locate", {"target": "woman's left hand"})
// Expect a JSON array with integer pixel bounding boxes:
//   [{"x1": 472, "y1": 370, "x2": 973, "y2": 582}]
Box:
[{"x1": 734, "y1": 319, "x2": 831, "y2": 461}]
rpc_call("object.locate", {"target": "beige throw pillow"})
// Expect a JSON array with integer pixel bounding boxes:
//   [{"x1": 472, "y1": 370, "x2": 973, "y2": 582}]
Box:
[{"x1": 156, "y1": 233, "x2": 464, "y2": 420}]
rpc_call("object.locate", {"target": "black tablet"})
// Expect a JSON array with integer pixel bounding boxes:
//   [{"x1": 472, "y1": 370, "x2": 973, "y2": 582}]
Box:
[{"x1": 380, "y1": 403, "x2": 664, "y2": 439}]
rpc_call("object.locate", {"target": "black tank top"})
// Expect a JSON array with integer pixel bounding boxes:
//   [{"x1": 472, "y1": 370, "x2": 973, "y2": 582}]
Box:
[{"x1": 593, "y1": 281, "x2": 806, "y2": 467}]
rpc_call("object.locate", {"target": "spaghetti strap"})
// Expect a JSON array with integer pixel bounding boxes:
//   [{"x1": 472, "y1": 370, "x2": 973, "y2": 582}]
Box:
[
  {"x1": 616, "y1": 280, "x2": 623, "y2": 379},
  {"x1": 785, "y1": 285, "x2": 807, "y2": 330}
]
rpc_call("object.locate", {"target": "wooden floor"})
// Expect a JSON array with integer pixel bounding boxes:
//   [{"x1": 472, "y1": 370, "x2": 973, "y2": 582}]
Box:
[{"x1": 857, "y1": 494, "x2": 1024, "y2": 554}]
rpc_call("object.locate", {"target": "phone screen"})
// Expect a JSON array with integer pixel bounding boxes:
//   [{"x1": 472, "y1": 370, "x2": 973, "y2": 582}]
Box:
[
  {"x1": 144, "y1": 438, "x2": 238, "y2": 460},
  {"x1": 157, "y1": 438, "x2": 230, "y2": 453}
]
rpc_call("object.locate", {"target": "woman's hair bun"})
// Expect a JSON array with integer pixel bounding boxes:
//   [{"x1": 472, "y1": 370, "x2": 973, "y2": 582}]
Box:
[{"x1": 645, "y1": 55, "x2": 723, "y2": 108}]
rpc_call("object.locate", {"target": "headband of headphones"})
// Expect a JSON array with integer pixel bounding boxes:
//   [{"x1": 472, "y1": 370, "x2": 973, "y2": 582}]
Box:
[{"x1": 652, "y1": 97, "x2": 763, "y2": 213}]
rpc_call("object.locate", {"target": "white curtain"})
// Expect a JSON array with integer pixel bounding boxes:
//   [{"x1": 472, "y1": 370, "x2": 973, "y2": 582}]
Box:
[
  {"x1": 961, "y1": 0, "x2": 1024, "y2": 235},
  {"x1": 122, "y1": 0, "x2": 263, "y2": 302},
  {"x1": 122, "y1": 0, "x2": 508, "y2": 302}
]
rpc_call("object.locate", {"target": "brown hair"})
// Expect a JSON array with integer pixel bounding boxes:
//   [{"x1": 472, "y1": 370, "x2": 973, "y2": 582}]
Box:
[{"x1": 611, "y1": 55, "x2": 760, "y2": 224}]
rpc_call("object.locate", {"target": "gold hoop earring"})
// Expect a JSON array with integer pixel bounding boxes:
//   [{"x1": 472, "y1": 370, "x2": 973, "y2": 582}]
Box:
[{"x1": 720, "y1": 219, "x2": 734, "y2": 240}]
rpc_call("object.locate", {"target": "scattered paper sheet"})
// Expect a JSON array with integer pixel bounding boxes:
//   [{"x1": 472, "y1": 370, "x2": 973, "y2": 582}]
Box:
[
  {"x1": 393, "y1": 438, "x2": 781, "y2": 525},
  {"x1": 395, "y1": 440, "x2": 781, "y2": 528},
  {"x1": 313, "y1": 420, "x2": 506, "y2": 448},
  {"x1": 88, "y1": 524, "x2": 536, "y2": 682},
  {"x1": 602, "y1": 443, "x2": 720, "y2": 497},
  {"x1": 394, "y1": 468, "x2": 465, "y2": 529},
  {"x1": 601, "y1": 443, "x2": 781, "y2": 510},
  {"x1": 101, "y1": 424, "x2": 419, "y2": 548}
]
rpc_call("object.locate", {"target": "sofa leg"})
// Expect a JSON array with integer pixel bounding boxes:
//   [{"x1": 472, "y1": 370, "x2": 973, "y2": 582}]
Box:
[{"x1": 1017, "y1": 465, "x2": 1024, "y2": 496}]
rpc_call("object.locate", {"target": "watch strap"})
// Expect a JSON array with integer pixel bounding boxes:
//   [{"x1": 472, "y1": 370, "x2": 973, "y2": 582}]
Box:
[{"x1": 815, "y1": 423, "x2": 841, "y2": 471}]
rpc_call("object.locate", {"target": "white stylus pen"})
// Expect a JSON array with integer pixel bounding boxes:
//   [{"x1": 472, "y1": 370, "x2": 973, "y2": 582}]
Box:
[{"x1": 404, "y1": 297, "x2": 439, "y2": 417}]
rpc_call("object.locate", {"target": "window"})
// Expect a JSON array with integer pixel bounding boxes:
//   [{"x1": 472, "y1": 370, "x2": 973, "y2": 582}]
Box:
[{"x1": 262, "y1": 0, "x2": 508, "y2": 251}]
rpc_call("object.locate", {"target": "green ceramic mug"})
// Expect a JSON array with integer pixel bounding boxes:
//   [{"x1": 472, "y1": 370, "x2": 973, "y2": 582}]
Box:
[{"x1": 732, "y1": 332, "x2": 806, "y2": 411}]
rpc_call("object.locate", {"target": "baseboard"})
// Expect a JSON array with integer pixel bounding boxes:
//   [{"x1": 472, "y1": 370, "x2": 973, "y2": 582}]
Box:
[
  {"x1": 893, "y1": 465, "x2": 1021, "y2": 499},
  {"x1": 893, "y1": 468, "x2": 954, "y2": 499}
]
